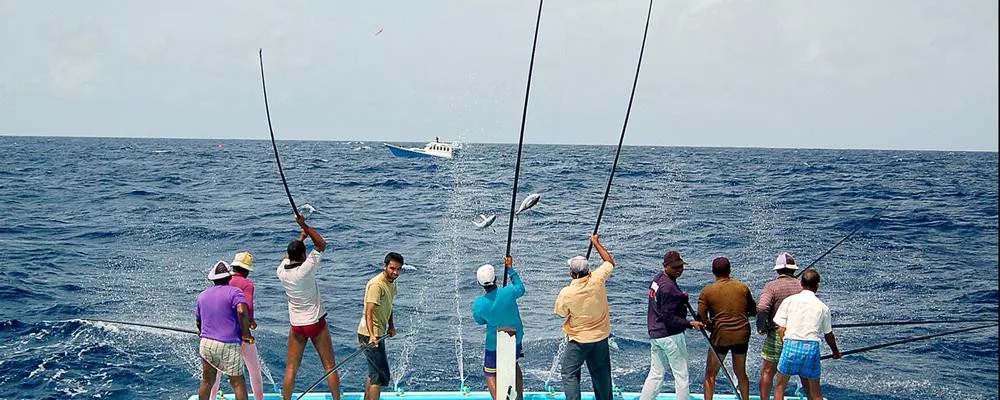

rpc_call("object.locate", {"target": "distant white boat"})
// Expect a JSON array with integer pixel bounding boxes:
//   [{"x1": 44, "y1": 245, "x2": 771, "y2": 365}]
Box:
[{"x1": 383, "y1": 139, "x2": 458, "y2": 159}]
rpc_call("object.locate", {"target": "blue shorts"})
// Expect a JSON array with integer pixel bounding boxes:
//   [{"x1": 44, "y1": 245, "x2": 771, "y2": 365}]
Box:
[
  {"x1": 777, "y1": 339, "x2": 822, "y2": 380},
  {"x1": 484, "y1": 345, "x2": 523, "y2": 377}
]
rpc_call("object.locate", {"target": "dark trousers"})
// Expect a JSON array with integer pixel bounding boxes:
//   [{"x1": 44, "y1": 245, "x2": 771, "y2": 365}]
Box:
[{"x1": 561, "y1": 337, "x2": 612, "y2": 400}]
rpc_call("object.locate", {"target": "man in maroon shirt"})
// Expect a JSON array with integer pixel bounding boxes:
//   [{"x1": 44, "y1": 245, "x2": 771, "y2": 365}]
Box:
[{"x1": 756, "y1": 252, "x2": 804, "y2": 400}]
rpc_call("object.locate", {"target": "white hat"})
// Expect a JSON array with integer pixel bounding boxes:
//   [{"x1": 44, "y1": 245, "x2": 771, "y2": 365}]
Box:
[
  {"x1": 774, "y1": 252, "x2": 798, "y2": 270},
  {"x1": 231, "y1": 251, "x2": 254, "y2": 272},
  {"x1": 207, "y1": 260, "x2": 233, "y2": 280},
  {"x1": 568, "y1": 256, "x2": 590, "y2": 275},
  {"x1": 477, "y1": 264, "x2": 496, "y2": 286}
]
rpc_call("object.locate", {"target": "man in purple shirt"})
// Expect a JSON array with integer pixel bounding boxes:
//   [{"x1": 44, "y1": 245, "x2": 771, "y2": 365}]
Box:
[
  {"x1": 196, "y1": 260, "x2": 254, "y2": 400},
  {"x1": 639, "y1": 250, "x2": 705, "y2": 400}
]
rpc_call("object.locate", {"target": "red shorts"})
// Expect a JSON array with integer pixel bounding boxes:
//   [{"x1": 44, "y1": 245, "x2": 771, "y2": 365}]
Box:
[{"x1": 290, "y1": 317, "x2": 328, "y2": 339}]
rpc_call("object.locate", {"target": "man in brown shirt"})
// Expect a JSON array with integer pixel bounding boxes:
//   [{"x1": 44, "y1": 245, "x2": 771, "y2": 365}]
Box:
[{"x1": 697, "y1": 257, "x2": 756, "y2": 400}]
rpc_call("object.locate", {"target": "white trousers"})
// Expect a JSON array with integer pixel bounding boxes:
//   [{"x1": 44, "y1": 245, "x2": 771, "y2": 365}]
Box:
[{"x1": 639, "y1": 333, "x2": 690, "y2": 400}]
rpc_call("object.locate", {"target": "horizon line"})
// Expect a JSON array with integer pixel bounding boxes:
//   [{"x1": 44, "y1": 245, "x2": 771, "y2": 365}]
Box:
[{"x1": 1, "y1": 133, "x2": 997, "y2": 154}]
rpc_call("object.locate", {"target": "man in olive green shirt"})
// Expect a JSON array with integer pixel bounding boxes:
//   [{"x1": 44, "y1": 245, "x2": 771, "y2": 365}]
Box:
[{"x1": 358, "y1": 252, "x2": 402, "y2": 400}]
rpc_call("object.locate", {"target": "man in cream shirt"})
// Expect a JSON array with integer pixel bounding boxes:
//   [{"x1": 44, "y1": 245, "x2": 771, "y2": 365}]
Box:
[{"x1": 554, "y1": 234, "x2": 616, "y2": 400}]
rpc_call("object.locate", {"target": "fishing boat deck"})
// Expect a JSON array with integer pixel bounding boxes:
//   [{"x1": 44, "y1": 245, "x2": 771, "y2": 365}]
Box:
[{"x1": 188, "y1": 392, "x2": 811, "y2": 400}]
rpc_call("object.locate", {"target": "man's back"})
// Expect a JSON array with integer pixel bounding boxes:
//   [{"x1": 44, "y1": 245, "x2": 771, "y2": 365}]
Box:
[
  {"x1": 473, "y1": 269, "x2": 526, "y2": 349},
  {"x1": 276, "y1": 249, "x2": 324, "y2": 326},
  {"x1": 196, "y1": 285, "x2": 246, "y2": 343},
  {"x1": 698, "y1": 278, "x2": 756, "y2": 347},
  {"x1": 554, "y1": 261, "x2": 613, "y2": 343},
  {"x1": 774, "y1": 290, "x2": 831, "y2": 342}
]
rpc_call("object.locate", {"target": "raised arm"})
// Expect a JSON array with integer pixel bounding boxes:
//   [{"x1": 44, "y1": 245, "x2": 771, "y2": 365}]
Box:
[
  {"x1": 590, "y1": 234, "x2": 615, "y2": 266},
  {"x1": 296, "y1": 214, "x2": 326, "y2": 252},
  {"x1": 505, "y1": 256, "x2": 526, "y2": 298}
]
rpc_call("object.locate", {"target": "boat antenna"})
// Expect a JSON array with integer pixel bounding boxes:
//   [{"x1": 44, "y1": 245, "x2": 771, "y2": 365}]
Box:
[
  {"x1": 503, "y1": 0, "x2": 544, "y2": 287},
  {"x1": 259, "y1": 48, "x2": 300, "y2": 218},
  {"x1": 796, "y1": 205, "x2": 887, "y2": 277},
  {"x1": 584, "y1": 0, "x2": 653, "y2": 259}
]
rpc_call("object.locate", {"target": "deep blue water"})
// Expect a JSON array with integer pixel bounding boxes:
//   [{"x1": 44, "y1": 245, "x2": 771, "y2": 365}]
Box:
[{"x1": 0, "y1": 136, "x2": 997, "y2": 400}]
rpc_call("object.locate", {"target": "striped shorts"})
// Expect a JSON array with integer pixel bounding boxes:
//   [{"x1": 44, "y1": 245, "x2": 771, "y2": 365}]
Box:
[
  {"x1": 761, "y1": 331, "x2": 784, "y2": 363},
  {"x1": 200, "y1": 338, "x2": 245, "y2": 376},
  {"x1": 777, "y1": 339, "x2": 821, "y2": 380}
]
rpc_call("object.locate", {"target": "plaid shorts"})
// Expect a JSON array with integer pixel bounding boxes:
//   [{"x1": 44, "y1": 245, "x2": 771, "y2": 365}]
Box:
[
  {"x1": 777, "y1": 339, "x2": 821, "y2": 380},
  {"x1": 761, "y1": 331, "x2": 784, "y2": 363},
  {"x1": 200, "y1": 338, "x2": 245, "y2": 376}
]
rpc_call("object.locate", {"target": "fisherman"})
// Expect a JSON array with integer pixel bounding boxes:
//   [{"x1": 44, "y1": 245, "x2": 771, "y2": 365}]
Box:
[
  {"x1": 697, "y1": 256, "x2": 756, "y2": 400},
  {"x1": 211, "y1": 251, "x2": 265, "y2": 400},
  {"x1": 276, "y1": 214, "x2": 341, "y2": 400},
  {"x1": 756, "y1": 252, "x2": 806, "y2": 400},
  {"x1": 358, "y1": 252, "x2": 403, "y2": 400},
  {"x1": 639, "y1": 250, "x2": 706, "y2": 400},
  {"x1": 772, "y1": 269, "x2": 841, "y2": 400},
  {"x1": 196, "y1": 261, "x2": 254, "y2": 400},
  {"x1": 472, "y1": 255, "x2": 525, "y2": 400},
  {"x1": 553, "y1": 234, "x2": 616, "y2": 400}
]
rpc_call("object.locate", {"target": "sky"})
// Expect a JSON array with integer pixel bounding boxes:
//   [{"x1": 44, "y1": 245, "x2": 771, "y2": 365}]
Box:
[{"x1": 0, "y1": 0, "x2": 997, "y2": 151}]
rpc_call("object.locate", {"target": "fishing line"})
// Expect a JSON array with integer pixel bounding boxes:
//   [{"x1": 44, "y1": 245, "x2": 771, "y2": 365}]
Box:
[
  {"x1": 259, "y1": 48, "x2": 300, "y2": 217},
  {"x1": 821, "y1": 323, "x2": 998, "y2": 360},
  {"x1": 295, "y1": 334, "x2": 391, "y2": 400},
  {"x1": 685, "y1": 303, "x2": 744, "y2": 400},
  {"x1": 584, "y1": 0, "x2": 653, "y2": 259},
  {"x1": 502, "y1": 0, "x2": 544, "y2": 287},
  {"x1": 796, "y1": 206, "x2": 887, "y2": 277}
]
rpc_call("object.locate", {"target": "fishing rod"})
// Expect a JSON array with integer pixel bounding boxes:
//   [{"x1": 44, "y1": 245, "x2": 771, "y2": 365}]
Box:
[
  {"x1": 685, "y1": 303, "x2": 743, "y2": 400},
  {"x1": 81, "y1": 318, "x2": 198, "y2": 335},
  {"x1": 295, "y1": 334, "x2": 390, "y2": 400},
  {"x1": 821, "y1": 323, "x2": 998, "y2": 360},
  {"x1": 796, "y1": 206, "x2": 887, "y2": 277},
  {"x1": 833, "y1": 318, "x2": 997, "y2": 329},
  {"x1": 259, "y1": 48, "x2": 300, "y2": 218},
  {"x1": 585, "y1": 0, "x2": 653, "y2": 260},
  {"x1": 503, "y1": 0, "x2": 543, "y2": 287}
]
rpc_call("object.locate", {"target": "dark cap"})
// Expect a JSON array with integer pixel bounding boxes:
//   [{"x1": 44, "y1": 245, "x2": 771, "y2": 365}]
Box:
[{"x1": 663, "y1": 250, "x2": 687, "y2": 267}]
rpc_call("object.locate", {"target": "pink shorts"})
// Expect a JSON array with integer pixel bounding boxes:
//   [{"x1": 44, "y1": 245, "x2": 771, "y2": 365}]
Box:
[{"x1": 290, "y1": 317, "x2": 328, "y2": 339}]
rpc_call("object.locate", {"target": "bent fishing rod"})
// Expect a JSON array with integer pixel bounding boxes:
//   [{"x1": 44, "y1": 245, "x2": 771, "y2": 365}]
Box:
[
  {"x1": 259, "y1": 49, "x2": 300, "y2": 218},
  {"x1": 821, "y1": 323, "x2": 998, "y2": 360},
  {"x1": 295, "y1": 334, "x2": 391, "y2": 400},
  {"x1": 685, "y1": 303, "x2": 743, "y2": 400},
  {"x1": 796, "y1": 205, "x2": 887, "y2": 277},
  {"x1": 833, "y1": 318, "x2": 997, "y2": 329},
  {"x1": 503, "y1": 0, "x2": 543, "y2": 287},
  {"x1": 585, "y1": 0, "x2": 654, "y2": 260},
  {"x1": 80, "y1": 318, "x2": 199, "y2": 335}
]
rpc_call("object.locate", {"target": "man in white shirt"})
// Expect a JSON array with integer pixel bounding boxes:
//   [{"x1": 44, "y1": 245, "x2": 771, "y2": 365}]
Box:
[
  {"x1": 276, "y1": 214, "x2": 340, "y2": 400},
  {"x1": 771, "y1": 269, "x2": 841, "y2": 400}
]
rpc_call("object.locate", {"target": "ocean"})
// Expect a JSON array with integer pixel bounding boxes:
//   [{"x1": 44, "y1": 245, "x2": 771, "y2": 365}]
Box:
[{"x1": 0, "y1": 136, "x2": 996, "y2": 400}]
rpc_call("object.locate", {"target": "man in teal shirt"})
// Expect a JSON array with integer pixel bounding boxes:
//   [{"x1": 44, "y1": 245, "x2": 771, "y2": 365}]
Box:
[{"x1": 472, "y1": 255, "x2": 525, "y2": 400}]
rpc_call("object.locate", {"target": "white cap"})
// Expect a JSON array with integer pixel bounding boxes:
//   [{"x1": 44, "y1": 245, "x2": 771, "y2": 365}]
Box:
[
  {"x1": 568, "y1": 256, "x2": 590, "y2": 275},
  {"x1": 207, "y1": 260, "x2": 233, "y2": 280},
  {"x1": 774, "y1": 252, "x2": 798, "y2": 270},
  {"x1": 477, "y1": 264, "x2": 496, "y2": 286}
]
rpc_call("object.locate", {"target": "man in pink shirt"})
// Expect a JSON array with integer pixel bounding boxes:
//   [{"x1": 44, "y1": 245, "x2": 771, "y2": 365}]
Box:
[{"x1": 212, "y1": 251, "x2": 265, "y2": 400}]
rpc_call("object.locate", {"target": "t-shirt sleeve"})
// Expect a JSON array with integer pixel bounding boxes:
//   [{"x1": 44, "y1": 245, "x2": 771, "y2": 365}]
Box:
[
  {"x1": 195, "y1": 300, "x2": 201, "y2": 321},
  {"x1": 364, "y1": 283, "x2": 382, "y2": 305},
  {"x1": 231, "y1": 288, "x2": 248, "y2": 309},
  {"x1": 820, "y1": 305, "x2": 833, "y2": 334},
  {"x1": 301, "y1": 249, "x2": 324, "y2": 274},
  {"x1": 592, "y1": 261, "x2": 614, "y2": 285},
  {"x1": 554, "y1": 291, "x2": 569, "y2": 318},
  {"x1": 244, "y1": 282, "x2": 255, "y2": 319},
  {"x1": 756, "y1": 283, "x2": 773, "y2": 314}
]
